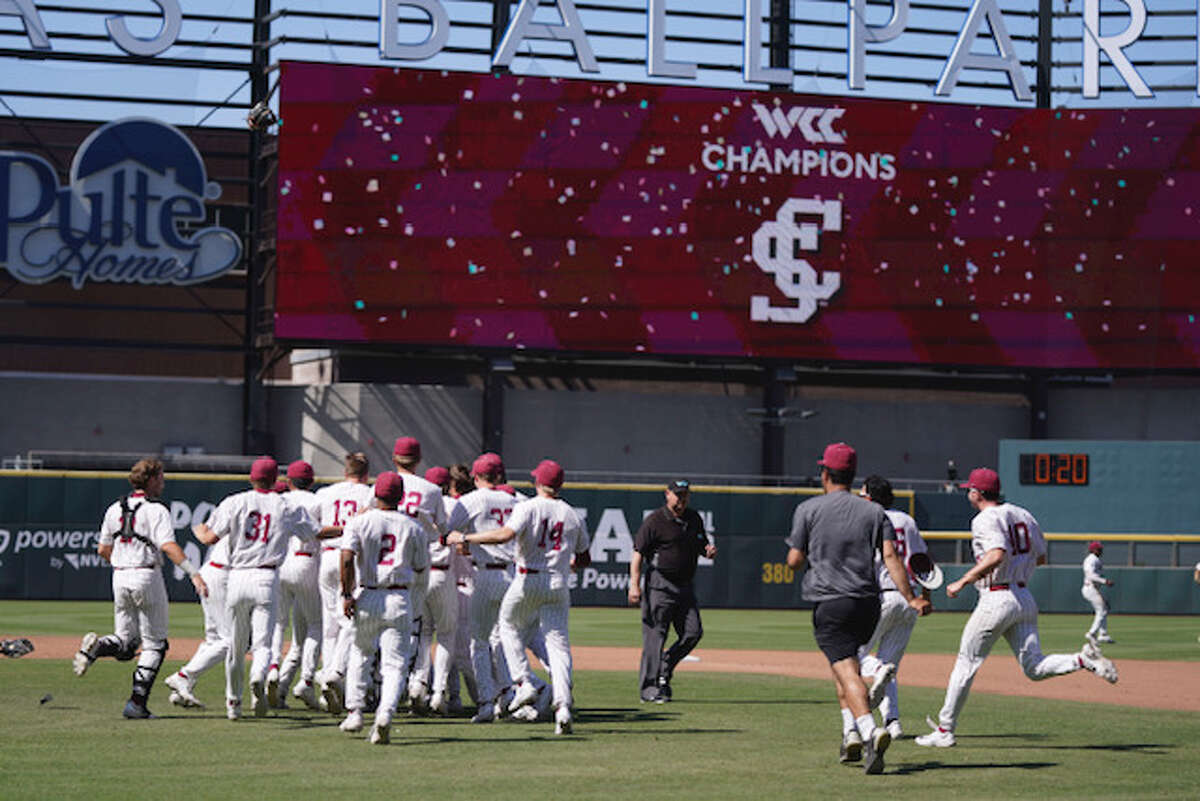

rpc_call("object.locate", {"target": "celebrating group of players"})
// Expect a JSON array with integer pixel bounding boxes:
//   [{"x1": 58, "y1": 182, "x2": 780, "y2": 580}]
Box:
[{"x1": 72, "y1": 438, "x2": 590, "y2": 742}]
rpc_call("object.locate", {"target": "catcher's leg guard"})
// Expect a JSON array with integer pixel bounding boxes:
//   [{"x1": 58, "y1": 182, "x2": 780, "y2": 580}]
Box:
[
  {"x1": 97, "y1": 634, "x2": 141, "y2": 661},
  {"x1": 131, "y1": 641, "x2": 167, "y2": 704}
]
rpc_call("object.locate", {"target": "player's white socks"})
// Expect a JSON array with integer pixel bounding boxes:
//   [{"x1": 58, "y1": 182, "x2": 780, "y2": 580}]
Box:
[
  {"x1": 841, "y1": 707, "x2": 856, "y2": 736},
  {"x1": 855, "y1": 714, "x2": 878, "y2": 741}
]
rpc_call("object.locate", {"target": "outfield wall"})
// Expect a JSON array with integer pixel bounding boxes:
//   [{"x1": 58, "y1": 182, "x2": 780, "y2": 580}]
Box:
[{"x1": 1, "y1": 472, "x2": 1197, "y2": 612}]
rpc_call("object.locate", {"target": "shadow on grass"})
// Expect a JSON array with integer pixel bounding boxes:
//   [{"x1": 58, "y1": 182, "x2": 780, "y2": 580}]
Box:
[
  {"x1": 1027, "y1": 742, "x2": 1172, "y2": 754},
  {"x1": 892, "y1": 760, "x2": 1057, "y2": 775},
  {"x1": 668, "y1": 698, "x2": 827, "y2": 706}
]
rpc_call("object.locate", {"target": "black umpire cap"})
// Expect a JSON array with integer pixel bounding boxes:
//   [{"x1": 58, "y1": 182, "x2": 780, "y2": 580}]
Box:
[{"x1": 667, "y1": 479, "x2": 690, "y2": 493}]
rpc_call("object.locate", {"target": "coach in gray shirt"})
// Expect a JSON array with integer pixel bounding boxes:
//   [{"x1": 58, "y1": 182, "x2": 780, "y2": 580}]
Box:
[{"x1": 786, "y1": 442, "x2": 930, "y2": 775}]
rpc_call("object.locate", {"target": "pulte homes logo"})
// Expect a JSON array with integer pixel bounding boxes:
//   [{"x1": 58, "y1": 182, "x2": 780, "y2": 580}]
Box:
[{"x1": 0, "y1": 117, "x2": 242, "y2": 289}]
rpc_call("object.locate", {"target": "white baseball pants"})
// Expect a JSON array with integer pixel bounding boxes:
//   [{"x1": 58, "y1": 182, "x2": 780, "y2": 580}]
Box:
[
  {"x1": 934, "y1": 586, "x2": 1081, "y2": 732},
  {"x1": 111, "y1": 567, "x2": 169, "y2": 652},
  {"x1": 858, "y1": 590, "x2": 918, "y2": 722},
  {"x1": 1081, "y1": 584, "x2": 1109, "y2": 638},
  {"x1": 469, "y1": 566, "x2": 514, "y2": 704},
  {"x1": 413, "y1": 566, "x2": 457, "y2": 695},
  {"x1": 179, "y1": 562, "x2": 230, "y2": 681},
  {"x1": 498, "y1": 573, "x2": 574, "y2": 712},
  {"x1": 345, "y1": 587, "x2": 413, "y2": 728},
  {"x1": 225, "y1": 568, "x2": 280, "y2": 705},
  {"x1": 318, "y1": 548, "x2": 353, "y2": 679},
  {"x1": 273, "y1": 555, "x2": 322, "y2": 689}
]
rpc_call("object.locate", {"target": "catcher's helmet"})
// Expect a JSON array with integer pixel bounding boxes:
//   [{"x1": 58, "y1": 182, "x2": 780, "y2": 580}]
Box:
[{"x1": 1087, "y1": 541, "x2": 1103, "y2": 555}]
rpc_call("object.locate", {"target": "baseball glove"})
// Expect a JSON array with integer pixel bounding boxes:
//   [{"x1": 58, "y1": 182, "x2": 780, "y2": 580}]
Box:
[
  {"x1": 0, "y1": 638, "x2": 34, "y2": 658},
  {"x1": 907, "y1": 552, "x2": 944, "y2": 590}
]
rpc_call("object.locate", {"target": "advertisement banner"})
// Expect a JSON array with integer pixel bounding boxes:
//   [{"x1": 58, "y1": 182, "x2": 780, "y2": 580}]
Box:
[{"x1": 276, "y1": 63, "x2": 1200, "y2": 369}]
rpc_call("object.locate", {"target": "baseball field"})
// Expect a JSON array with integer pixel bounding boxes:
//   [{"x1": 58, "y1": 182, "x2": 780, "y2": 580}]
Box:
[{"x1": 2, "y1": 602, "x2": 1198, "y2": 800}]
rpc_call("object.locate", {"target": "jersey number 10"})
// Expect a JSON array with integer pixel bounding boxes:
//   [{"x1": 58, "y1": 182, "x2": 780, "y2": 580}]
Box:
[{"x1": 1007, "y1": 522, "x2": 1031, "y2": 555}]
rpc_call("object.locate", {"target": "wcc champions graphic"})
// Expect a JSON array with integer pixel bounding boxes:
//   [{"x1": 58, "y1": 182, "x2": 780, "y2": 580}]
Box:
[{"x1": 0, "y1": 118, "x2": 241, "y2": 289}]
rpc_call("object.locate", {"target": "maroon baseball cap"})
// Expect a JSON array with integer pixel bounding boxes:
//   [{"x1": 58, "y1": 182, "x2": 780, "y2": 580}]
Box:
[
  {"x1": 374, "y1": 471, "x2": 405, "y2": 503},
  {"x1": 530, "y1": 459, "x2": 564, "y2": 489},
  {"x1": 393, "y1": 436, "x2": 421, "y2": 459},
  {"x1": 472, "y1": 452, "x2": 504, "y2": 478},
  {"x1": 496, "y1": 484, "x2": 517, "y2": 496},
  {"x1": 286, "y1": 460, "x2": 314, "y2": 481},
  {"x1": 424, "y1": 466, "x2": 449, "y2": 486},
  {"x1": 960, "y1": 467, "x2": 1000, "y2": 493},
  {"x1": 272, "y1": 480, "x2": 289, "y2": 494},
  {"x1": 1087, "y1": 540, "x2": 1103, "y2": 554},
  {"x1": 817, "y1": 442, "x2": 857, "y2": 473},
  {"x1": 249, "y1": 457, "x2": 278, "y2": 482}
]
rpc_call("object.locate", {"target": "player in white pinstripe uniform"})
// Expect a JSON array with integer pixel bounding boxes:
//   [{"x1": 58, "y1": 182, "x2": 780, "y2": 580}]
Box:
[
  {"x1": 448, "y1": 459, "x2": 591, "y2": 735},
  {"x1": 314, "y1": 452, "x2": 374, "y2": 713},
  {"x1": 194, "y1": 457, "x2": 322, "y2": 720},
  {"x1": 163, "y1": 535, "x2": 229, "y2": 709},
  {"x1": 848, "y1": 475, "x2": 933, "y2": 744},
  {"x1": 442, "y1": 463, "x2": 479, "y2": 713},
  {"x1": 337, "y1": 471, "x2": 431, "y2": 743},
  {"x1": 388, "y1": 436, "x2": 448, "y2": 712},
  {"x1": 452, "y1": 452, "x2": 518, "y2": 722},
  {"x1": 267, "y1": 460, "x2": 324, "y2": 709},
  {"x1": 73, "y1": 458, "x2": 207, "y2": 719},
  {"x1": 413, "y1": 464, "x2": 470, "y2": 714},
  {"x1": 916, "y1": 468, "x2": 1119, "y2": 747},
  {"x1": 1081, "y1": 541, "x2": 1115, "y2": 644}
]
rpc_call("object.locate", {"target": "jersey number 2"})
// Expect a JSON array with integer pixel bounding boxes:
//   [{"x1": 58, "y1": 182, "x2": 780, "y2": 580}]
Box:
[{"x1": 379, "y1": 533, "x2": 396, "y2": 567}]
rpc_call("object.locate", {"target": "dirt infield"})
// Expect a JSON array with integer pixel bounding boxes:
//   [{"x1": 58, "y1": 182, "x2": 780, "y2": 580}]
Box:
[{"x1": 12, "y1": 635, "x2": 1196, "y2": 712}]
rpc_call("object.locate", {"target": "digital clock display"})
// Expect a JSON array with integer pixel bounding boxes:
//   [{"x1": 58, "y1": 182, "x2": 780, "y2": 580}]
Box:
[{"x1": 1019, "y1": 453, "x2": 1089, "y2": 486}]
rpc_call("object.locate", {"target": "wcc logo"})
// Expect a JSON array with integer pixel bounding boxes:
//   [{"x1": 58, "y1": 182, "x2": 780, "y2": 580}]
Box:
[
  {"x1": 0, "y1": 117, "x2": 241, "y2": 288},
  {"x1": 751, "y1": 103, "x2": 845, "y2": 144}
]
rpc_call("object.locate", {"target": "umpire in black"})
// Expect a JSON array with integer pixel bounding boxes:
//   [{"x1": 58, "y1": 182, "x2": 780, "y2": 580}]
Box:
[{"x1": 629, "y1": 479, "x2": 717, "y2": 702}]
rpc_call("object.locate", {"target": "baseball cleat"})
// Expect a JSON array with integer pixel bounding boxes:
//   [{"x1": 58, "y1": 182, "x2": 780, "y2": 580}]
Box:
[
  {"x1": 885, "y1": 719, "x2": 903, "y2": 741},
  {"x1": 320, "y1": 673, "x2": 344, "y2": 715},
  {"x1": 862, "y1": 728, "x2": 890, "y2": 774},
  {"x1": 868, "y1": 663, "x2": 896, "y2": 711},
  {"x1": 1079, "y1": 649, "x2": 1119, "y2": 684},
  {"x1": 1096, "y1": 634, "x2": 1115, "y2": 644},
  {"x1": 915, "y1": 727, "x2": 956, "y2": 747},
  {"x1": 839, "y1": 730, "x2": 863, "y2": 763},
  {"x1": 250, "y1": 680, "x2": 268, "y2": 717},
  {"x1": 266, "y1": 667, "x2": 280, "y2": 708},
  {"x1": 508, "y1": 681, "x2": 539, "y2": 712},
  {"x1": 293, "y1": 680, "x2": 320, "y2": 710},
  {"x1": 554, "y1": 705, "x2": 573, "y2": 735},
  {"x1": 369, "y1": 722, "x2": 390, "y2": 745},
  {"x1": 429, "y1": 690, "x2": 448, "y2": 716},
  {"x1": 511, "y1": 705, "x2": 540, "y2": 722},
  {"x1": 164, "y1": 672, "x2": 203, "y2": 708},
  {"x1": 72, "y1": 632, "x2": 99, "y2": 677},
  {"x1": 470, "y1": 704, "x2": 495, "y2": 724},
  {"x1": 122, "y1": 699, "x2": 154, "y2": 719},
  {"x1": 340, "y1": 709, "x2": 364, "y2": 733},
  {"x1": 226, "y1": 700, "x2": 242, "y2": 721}
]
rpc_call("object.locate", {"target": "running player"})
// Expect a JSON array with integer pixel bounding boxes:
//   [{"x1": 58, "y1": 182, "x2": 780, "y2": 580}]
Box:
[
  {"x1": 193, "y1": 457, "x2": 321, "y2": 720},
  {"x1": 268, "y1": 460, "x2": 324, "y2": 708},
  {"x1": 337, "y1": 471, "x2": 431, "y2": 744},
  {"x1": 74, "y1": 458, "x2": 206, "y2": 719},
  {"x1": 916, "y1": 468, "x2": 1119, "y2": 747},
  {"x1": 452, "y1": 452, "x2": 519, "y2": 722},
  {"x1": 388, "y1": 437, "x2": 448, "y2": 712},
  {"x1": 163, "y1": 535, "x2": 229, "y2": 709},
  {"x1": 447, "y1": 459, "x2": 591, "y2": 735},
  {"x1": 851, "y1": 475, "x2": 931, "y2": 743},
  {"x1": 314, "y1": 452, "x2": 374, "y2": 713}
]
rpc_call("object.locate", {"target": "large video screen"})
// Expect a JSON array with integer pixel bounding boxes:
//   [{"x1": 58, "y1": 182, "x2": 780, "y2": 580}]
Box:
[{"x1": 276, "y1": 62, "x2": 1200, "y2": 368}]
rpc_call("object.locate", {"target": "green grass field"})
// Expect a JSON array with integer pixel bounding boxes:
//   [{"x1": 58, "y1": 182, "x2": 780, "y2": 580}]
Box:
[{"x1": 1, "y1": 603, "x2": 1198, "y2": 800}]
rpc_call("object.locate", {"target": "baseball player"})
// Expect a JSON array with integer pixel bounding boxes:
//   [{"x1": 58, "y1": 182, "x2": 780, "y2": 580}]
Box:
[
  {"x1": 163, "y1": 535, "x2": 230, "y2": 709},
  {"x1": 389, "y1": 436, "x2": 448, "y2": 712},
  {"x1": 193, "y1": 457, "x2": 321, "y2": 720},
  {"x1": 916, "y1": 468, "x2": 1119, "y2": 748},
  {"x1": 338, "y1": 471, "x2": 431, "y2": 744},
  {"x1": 447, "y1": 459, "x2": 591, "y2": 736},
  {"x1": 268, "y1": 460, "x2": 324, "y2": 708},
  {"x1": 73, "y1": 458, "x2": 206, "y2": 719},
  {"x1": 439, "y1": 463, "x2": 479, "y2": 713},
  {"x1": 314, "y1": 452, "x2": 375, "y2": 713},
  {"x1": 1082, "y1": 541, "x2": 1115, "y2": 645},
  {"x1": 413, "y1": 464, "x2": 471, "y2": 714},
  {"x1": 846, "y1": 475, "x2": 937, "y2": 746},
  {"x1": 452, "y1": 452, "x2": 519, "y2": 722}
]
